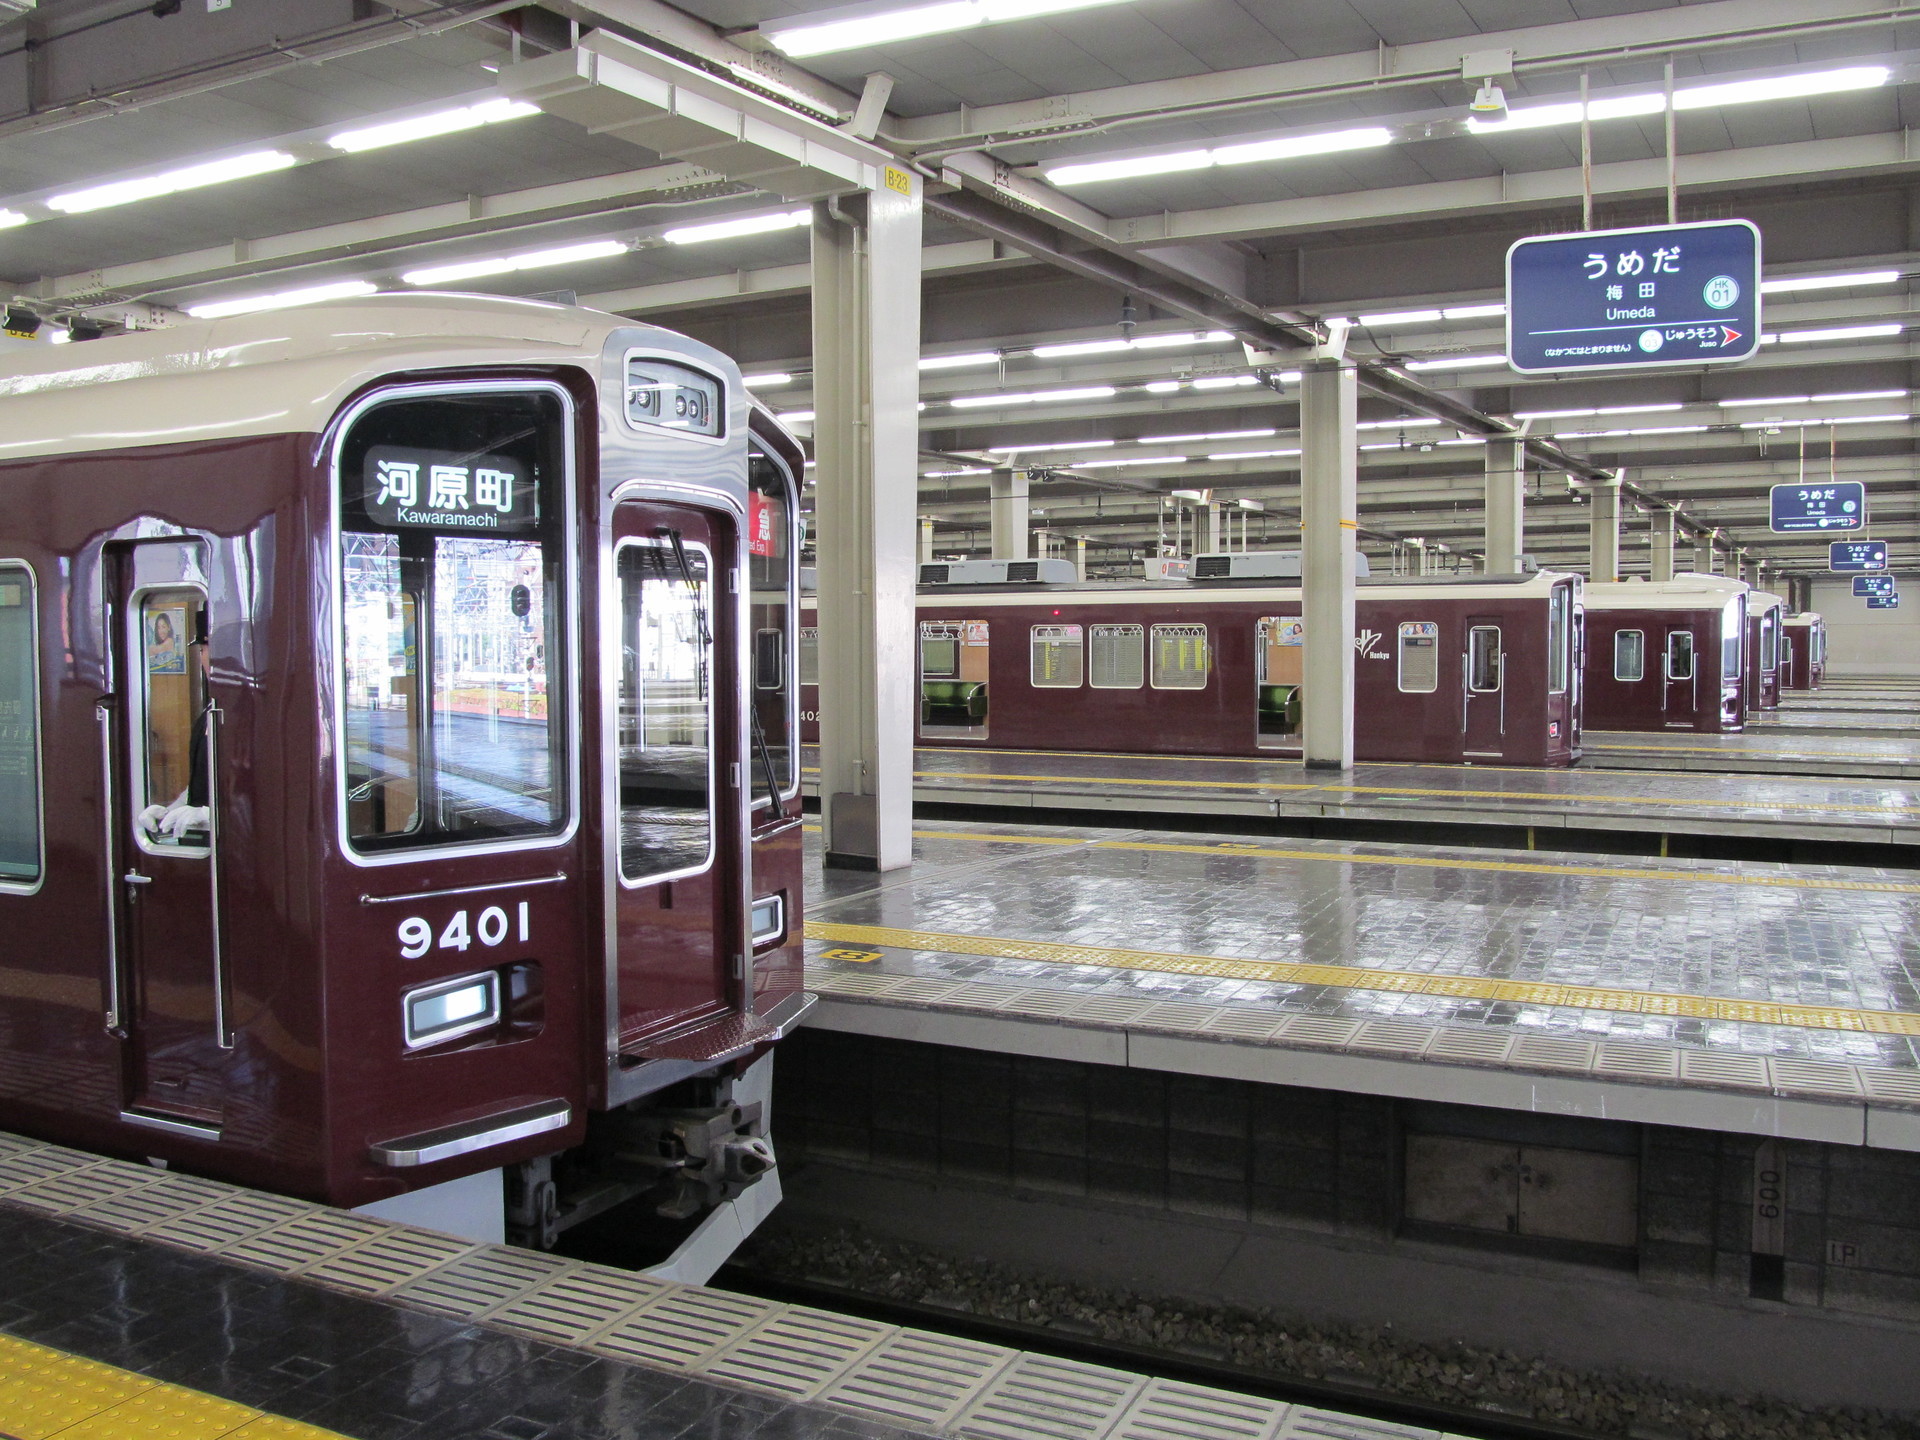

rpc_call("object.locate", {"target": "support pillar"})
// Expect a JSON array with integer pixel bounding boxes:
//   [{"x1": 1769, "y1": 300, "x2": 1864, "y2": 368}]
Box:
[
  {"x1": 812, "y1": 179, "x2": 923, "y2": 872},
  {"x1": 1588, "y1": 477, "x2": 1622, "y2": 583},
  {"x1": 917, "y1": 517, "x2": 935, "y2": 564},
  {"x1": 989, "y1": 468, "x2": 1029, "y2": 560},
  {"x1": 1484, "y1": 436, "x2": 1524, "y2": 573},
  {"x1": 1202, "y1": 502, "x2": 1224, "y2": 554},
  {"x1": 1300, "y1": 360, "x2": 1357, "y2": 770},
  {"x1": 1693, "y1": 532, "x2": 1715, "y2": 574},
  {"x1": 1070, "y1": 536, "x2": 1087, "y2": 581},
  {"x1": 1649, "y1": 508, "x2": 1676, "y2": 582}
]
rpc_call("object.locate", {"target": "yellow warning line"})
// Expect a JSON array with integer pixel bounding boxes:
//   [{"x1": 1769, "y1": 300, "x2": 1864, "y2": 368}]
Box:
[
  {"x1": 805, "y1": 920, "x2": 1920, "y2": 1036},
  {"x1": 1587, "y1": 740, "x2": 1911, "y2": 761},
  {"x1": 0, "y1": 1331, "x2": 340, "y2": 1439}
]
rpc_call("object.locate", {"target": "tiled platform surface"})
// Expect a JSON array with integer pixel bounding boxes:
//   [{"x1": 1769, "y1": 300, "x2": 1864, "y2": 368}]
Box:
[
  {"x1": 1581, "y1": 728, "x2": 1920, "y2": 779},
  {"x1": 802, "y1": 821, "x2": 1920, "y2": 1150},
  {"x1": 0, "y1": 1133, "x2": 1449, "y2": 1440},
  {"x1": 882, "y1": 745, "x2": 1920, "y2": 846}
]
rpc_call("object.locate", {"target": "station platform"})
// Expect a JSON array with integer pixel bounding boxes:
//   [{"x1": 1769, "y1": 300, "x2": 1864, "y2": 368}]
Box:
[
  {"x1": 810, "y1": 745, "x2": 1920, "y2": 848},
  {"x1": 0, "y1": 1132, "x2": 1433, "y2": 1440},
  {"x1": 1582, "y1": 728, "x2": 1920, "y2": 779},
  {"x1": 802, "y1": 819, "x2": 1920, "y2": 1150}
]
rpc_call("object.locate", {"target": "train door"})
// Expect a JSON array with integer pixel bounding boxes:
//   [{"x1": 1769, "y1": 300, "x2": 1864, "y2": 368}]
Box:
[
  {"x1": 107, "y1": 541, "x2": 229, "y2": 1129},
  {"x1": 1663, "y1": 627, "x2": 1698, "y2": 722},
  {"x1": 1255, "y1": 616, "x2": 1303, "y2": 748},
  {"x1": 1462, "y1": 621, "x2": 1504, "y2": 758},
  {"x1": 609, "y1": 502, "x2": 740, "y2": 1047}
]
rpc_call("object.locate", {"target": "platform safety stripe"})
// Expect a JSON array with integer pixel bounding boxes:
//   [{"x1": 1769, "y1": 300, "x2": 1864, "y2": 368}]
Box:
[
  {"x1": 0, "y1": 1331, "x2": 342, "y2": 1439},
  {"x1": 804, "y1": 921, "x2": 1920, "y2": 1035}
]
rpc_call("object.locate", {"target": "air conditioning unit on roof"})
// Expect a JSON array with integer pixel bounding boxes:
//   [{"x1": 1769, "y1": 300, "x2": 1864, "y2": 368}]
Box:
[
  {"x1": 1190, "y1": 550, "x2": 1371, "y2": 580},
  {"x1": 918, "y1": 558, "x2": 1077, "y2": 585}
]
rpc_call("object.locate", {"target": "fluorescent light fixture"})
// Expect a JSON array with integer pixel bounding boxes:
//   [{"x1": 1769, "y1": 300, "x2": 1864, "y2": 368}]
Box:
[
  {"x1": 1136, "y1": 428, "x2": 1276, "y2": 445},
  {"x1": 662, "y1": 209, "x2": 811, "y2": 245},
  {"x1": 186, "y1": 280, "x2": 379, "y2": 319},
  {"x1": 1597, "y1": 403, "x2": 1684, "y2": 415},
  {"x1": 1737, "y1": 413, "x2": 1908, "y2": 428},
  {"x1": 920, "y1": 351, "x2": 1000, "y2": 370},
  {"x1": 1624, "y1": 425, "x2": 1709, "y2": 437},
  {"x1": 1360, "y1": 309, "x2": 1441, "y2": 327},
  {"x1": 1776, "y1": 323, "x2": 1904, "y2": 343},
  {"x1": 923, "y1": 467, "x2": 992, "y2": 476},
  {"x1": 1190, "y1": 374, "x2": 1258, "y2": 389},
  {"x1": 1032, "y1": 330, "x2": 1233, "y2": 358},
  {"x1": 1048, "y1": 126, "x2": 1390, "y2": 186},
  {"x1": 1356, "y1": 418, "x2": 1443, "y2": 431},
  {"x1": 1135, "y1": 330, "x2": 1234, "y2": 348},
  {"x1": 950, "y1": 385, "x2": 1117, "y2": 408},
  {"x1": 1208, "y1": 448, "x2": 1300, "y2": 461},
  {"x1": 402, "y1": 239, "x2": 626, "y2": 287},
  {"x1": 1068, "y1": 454, "x2": 1186, "y2": 469},
  {"x1": 1143, "y1": 380, "x2": 1183, "y2": 394},
  {"x1": 743, "y1": 372, "x2": 793, "y2": 388},
  {"x1": 328, "y1": 98, "x2": 538, "y2": 154},
  {"x1": 1760, "y1": 269, "x2": 1900, "y2": 294},
  {"x1": 1719, "y1": 389, "x2": 1907, "y2": 407},
  {"x1": 48, "y1": 150, "x2": 297, "y2": 214},
  {"x1": 1470, "y1": 65, "x2": 1888, "y2": 136},
  {"x1": 779, "y1": 409, "x2": 815, "y2": 423},
  {"x1": 1405, "y1": 353, "x2": 1506, "y2": 370},
  {"x1": 1032, "y1": 338, "x2": 1132, "y2": 358},
  {"x1": 0, "y1": 209, "x2": 25, "y2": 229},
  {"x1": 986, "y1": 439, "x2": 1114, "y2": 453},
  {"x1": 1444, "y1": 302, "x2": 1508, "y2": 320},
  {"x1": 1436, "y1": 436, "x2": 1489, "y2": 446},
  {"x1": 765, "y1": 0, "x2": 1135, "y2": 59}
]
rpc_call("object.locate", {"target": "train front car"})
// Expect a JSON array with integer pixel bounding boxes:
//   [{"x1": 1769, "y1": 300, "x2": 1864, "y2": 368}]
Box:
[
  {"x1": 1581, "y1": 578, "x2": 1749, "y2": 733},
  {"x1": 1781, "y1": 613, "x2": 1826, "y2": 691},
  {"x1": 0, "y1": 295, "x2": 809, "y2": 1271},
  {"x1": 1744, "y1": 591, "x2": 1788, "y2": 714}
]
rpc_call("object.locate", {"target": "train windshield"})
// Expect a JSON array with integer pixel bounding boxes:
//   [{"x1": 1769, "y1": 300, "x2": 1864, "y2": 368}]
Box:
[
  {"x1": 1722, "y1": 600, "x2": 1743, "y2": 679},
  {"x1": 0, "y1": 566, "x2": 39, "y2": 888},
  {"x1": 336, "y1": 387, "x2": 571, "y2": 854},
  {"x1": 748, "y1": 446, "x2": 797, "y2": 805},
  {"x1": 1760, "y1": 611, "x2": 1778, "y2": 671},
  {"x1": 618, "y1": 540, "x2": 714, "y2": 881}
]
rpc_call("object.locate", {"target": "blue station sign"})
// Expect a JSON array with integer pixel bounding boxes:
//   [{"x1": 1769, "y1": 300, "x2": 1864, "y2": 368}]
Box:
[
  {"x1": 1853, "y1": 576, "x2": 1897, "y2": 596},
  {"x1": 1770, "y1": 481, "x2": 1867, "y2": 534},
  {"x1": 1830, "y1": 539, "x2": 1888, "y2": 571},
  {"x1": 1506, "y1": 220, "x2": 1761, "y2": 375},
  {"x1": 1867, "y1": 594, "x2": 1902, "y2": 610}
]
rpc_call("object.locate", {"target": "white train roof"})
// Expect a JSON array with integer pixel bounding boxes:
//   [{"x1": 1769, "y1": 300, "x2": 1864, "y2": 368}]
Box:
[
  {"x1": 915, "y1": 570, "x2": 1581, "y2": 608},
  {"x1": 1784, "y1": 612, "x2": 1824, "y2": 624},
  {"x1": 1580, "y1": 576, "x2": 1749, "y2": 612}
]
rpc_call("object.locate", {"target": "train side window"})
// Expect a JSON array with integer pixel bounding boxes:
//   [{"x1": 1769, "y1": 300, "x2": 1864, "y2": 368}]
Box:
[
  {"x1": 0, "y1": 565, "x2": 41, "y2": 890},
  {"x1": 748, "y1": 446, "x2": 797, "y2": 802},
  {"x1": 1667, "y1": 630, "x2": 1695, "y2": 681},
  {"x1": 920, "y1": 622, "x2": 961, "y2": 678},
  {"x1": 337, "y1": 386, "x2": 571, "y2": 855},
  {"x1": 1090, "y1": 624, "x2": 1144, "y2": 688},
  {"x1": 1151, "y1": 623, "x2": 1210, "y2": 690},
  {"x1": 1547, "y1": 586, "x2": 1570, "y2": 693},
  {"x1": 1467, "y1": 627, "x2": 1502, "y2": 693},
  {"x1": 1722, "y1": 602, "x2": 1742, "y2": 679},
  {"x1": 1030, "y1": 624, "x2": 1084, "y2": 687},
  {"x1": 799, "y1": 627, "x2": 819, "y2": 686},
  {"x1": 619, "y1": 540, "x2": 714, "y2": 881},
  {"x1": 1397, "y1": 621, "x2": 1438, "y2": 693},
  {"x1": 1613, "y1": 630, "x2": 1645, "y2": 682},
  {"x1": 135, "y1": 589, "x2": 212, "y2": 855}
]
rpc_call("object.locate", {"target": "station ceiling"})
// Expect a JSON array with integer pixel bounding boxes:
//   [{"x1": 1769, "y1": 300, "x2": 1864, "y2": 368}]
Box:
[{"x1": 2, "y1": 0, "x2": 1917, "y2": 579}]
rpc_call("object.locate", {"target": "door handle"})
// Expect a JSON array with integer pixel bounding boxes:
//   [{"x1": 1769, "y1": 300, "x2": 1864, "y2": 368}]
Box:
[{"x1": 122, "y1": 872, "x2": 152, "y2": 887}]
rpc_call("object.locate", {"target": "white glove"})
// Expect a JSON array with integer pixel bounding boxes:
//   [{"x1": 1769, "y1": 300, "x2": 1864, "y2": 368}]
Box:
[
  {"x1": 161, "y1": 805, "x2": 211, "y2": 839},
  {"x1": 137, "y1": 804, "x2": 169, "y2": 833}
]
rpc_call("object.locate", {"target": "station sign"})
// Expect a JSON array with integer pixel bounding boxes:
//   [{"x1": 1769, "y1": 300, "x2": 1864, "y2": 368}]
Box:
[
  {"x1": 1505, "y1": 219, "x2": 1761, "y2": 375},
  {"x1": 1829, "y1": 539, "x2": 1888, "y2": 572},
  {"x1": 1769, "y1": 481, "x2": 1866, "y2": 534},
  {"x1": 1867, "y1": 594, "x2": 1902, "y2": 610},
  {"x1": 1853, "y1": 576, "x2": 1897, "y2": 596}
]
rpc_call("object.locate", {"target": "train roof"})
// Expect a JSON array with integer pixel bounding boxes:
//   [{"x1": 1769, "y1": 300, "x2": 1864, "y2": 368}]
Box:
[
  {"x1": 0, "y1": 292, "x2": 790, "y2": 465},
  {"x1": 1580, "y1": 576, "x2": 1749, "y2": 612},
  {"x1": 912, "y1": 570, "x2": 1581, "y2": 606},
  {"x1": 1783, "y1": 612, "x2": 1824, "y2": 625},
  {"x1": 1746, "y1": 590, "x2": 1788, "y2": 613}
]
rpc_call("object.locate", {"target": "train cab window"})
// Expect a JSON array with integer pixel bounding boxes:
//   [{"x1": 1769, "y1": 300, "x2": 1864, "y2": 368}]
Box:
[
  {"x1": 1760, "y1": 613, "x2": 1778, "y2": 672},
  {"x1": 1030, "y1": 625, "x2": 1084, "y2": 687},
  {"x1": 1397, "y1": 621, "x2": 1438, "y2": 693},
  {"x1": 1667, "y1": 630, "x2": 1696, "y2": 681},
  {"x1": 135, "y1": 590, "x2": 212, "y2": 855},
  {"x1": 0, "y1": 566, "x2": 41, "y2": 889},
  {"x1": 1151, "y1": 624, "x2": 1211, "y2": 690},
  {"x1": 799, "y1": 627, "x2": 819, "y2": 686},
  {"x1": 619, "y1": 540, "x2": 714, "y2": 881},
  {"x1": 1613, "y1": 630, "x2": 1645, "y2": 683},
  {"x1": 1090, "y1": 624, "x2": 1144, "y2": 688},
  {"x1": 1547, "y1": 586, "x2": 1571, "y2": 693},
  {"x1": 748, "y1": 446, "x2": 798, "y2": 803},
  {"x1": 1722, "y1": 602, "x2": 1743, "y2": 679},
  {"x1": 337, "y1": 386, "x2": 571, "y2": 854},
  {"x1": 1467, "y1": 627, "x2": 1502, "y2": 693}
]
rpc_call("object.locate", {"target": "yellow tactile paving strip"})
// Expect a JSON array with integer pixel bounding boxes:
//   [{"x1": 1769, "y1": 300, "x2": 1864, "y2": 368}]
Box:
[
  {"x1": 0, "y1": 1333, "x2": 339, "y2": 1440},
  {"x1": 805, "y1": 919, "x2": 1920, "y2": 1037}
]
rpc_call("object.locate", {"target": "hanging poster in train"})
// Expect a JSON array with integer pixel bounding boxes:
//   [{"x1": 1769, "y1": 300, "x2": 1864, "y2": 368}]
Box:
[
  {"x1": 1829, "y1": 539, "x2": 1888, "y2": 571},
  {"x1": 1505, "y1": 219, "x2": 1760, "y2": 374},
  {"x1": 1867, "y1": 594, "x2": 1901, "y2": 609},
  {"x1": 1853, "y1": 576, "x2": 1896, "y2": 597},
  {"x1": 1769, "y1": 481, "x2": 1865, "y2": 534},
  {"x1": 748, "y1": 489, "x2": 780, "y2": 558},
  {"x1": 361, "y1": 445, "x2": 538, "y2": 534}
]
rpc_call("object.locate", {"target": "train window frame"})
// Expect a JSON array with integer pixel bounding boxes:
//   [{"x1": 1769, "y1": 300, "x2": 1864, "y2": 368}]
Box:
[
  {"x1": 0, "y1": 561, "x2": 43, "y2": 896},
  {"x1": 329, "y1": 380, "x2": 580, "y2": 869},
  {"x1": 919, "y1": 621, "x2": 963, "y2": 680},
  {"x1": 616, "y1": 536, "x2": 719, "y2": 888},
  {"x1": 1150, "y1": 623, "x2": 1211, "y2": 690},
  {"x1": 128, "y1": 580, "x2": 212, "y2": 861},
  {"x1": 1030, "y1": 624, "x2": 1085, "y2": 687},
  {"x1": 621, "y1": 349, "x2": 729, "y2": 446},
  {"x1": 1760, "y1": 610, "x2": 1779, "y2": 672},
  {"x1": 1089, "y1": 623, "x2": 1144, "y2": 689},
  {"x1": 1467, "y1": 626, "x2": 1502, "y2": 694},
  {"x1": 1397, "y1": 620, "x2": 1439, "y2": 694},
  {"x1": 799, "y1": 626, "x2": 819, "y2": 686},
  {"x1": 747, "y1": 442, "x2": 800, "y2": 809},
  {"x1": 1613, "y1": 629, "x2": 1646, "y2": 683},
  {"x1": 1667, "y1": 630, "x2": 1696, "y2": 681},
  {"x1": 1547, "y1": 585, "x2": 1571, "y2": 694}
]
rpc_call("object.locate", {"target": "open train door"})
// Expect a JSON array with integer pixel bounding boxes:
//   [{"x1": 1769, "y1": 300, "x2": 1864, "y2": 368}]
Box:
[{"x1": 1462, "y1": 619, "x2": 1506, "y2": 759}]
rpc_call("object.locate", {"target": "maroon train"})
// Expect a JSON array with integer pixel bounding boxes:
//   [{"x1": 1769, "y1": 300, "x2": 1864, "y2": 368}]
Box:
[
  {"x1": 1579, "y1": 578, "x2": 1749, "y2": 733},
  {"x1": 1744, "y1": 590, "x2": 1787, "y2": 712},
  {"x1": 803, "y1": 570, "x2": 1584, "y2": 767},
  {"x1": 0, "y1": 296, "x2": 808, "y2": 1264},
  {"x1": 1781, "y1": 612, "x2": 1827, "y2": 691}
]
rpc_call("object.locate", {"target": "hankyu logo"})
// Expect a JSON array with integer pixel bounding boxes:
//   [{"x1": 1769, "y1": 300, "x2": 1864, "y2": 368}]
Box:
[{"x1": 1355, "y1": 629, "x2": 1386, "y2": 658}]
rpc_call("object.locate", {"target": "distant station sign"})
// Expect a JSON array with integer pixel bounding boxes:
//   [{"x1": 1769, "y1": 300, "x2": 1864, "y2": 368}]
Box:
[
  {"x1": 1867, "y1": 594, "x2": 1902, "y2": 610},
  {"x1": 1506, "y1": 219, "x2": 1761, "y2": 375},
  {"x1": 1770, "y1": 481, "x2": 1866, "y2": 534},
  {"x1": 1853, "y1": 576, "x2": 1897, "y2": 596},
  {"x1": 1830, "y1": 539, "x2": 1889, "y2": 571}
]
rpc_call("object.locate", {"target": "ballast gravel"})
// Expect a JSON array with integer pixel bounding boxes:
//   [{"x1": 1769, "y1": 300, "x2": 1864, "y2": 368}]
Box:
[{"x1": 737, "y1": 1224, "x2": 1917, "y2": 1440}]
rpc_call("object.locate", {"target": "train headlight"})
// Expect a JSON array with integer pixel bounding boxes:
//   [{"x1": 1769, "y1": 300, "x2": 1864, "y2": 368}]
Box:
[{"x1": 404, "y1": 972, "x2": 500, "y2": 1050}]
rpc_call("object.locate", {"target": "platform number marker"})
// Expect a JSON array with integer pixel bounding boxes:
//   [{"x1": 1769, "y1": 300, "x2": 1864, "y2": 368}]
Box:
[{"x1": 821, "y1": 947, "x2": 883, "y2": 963}]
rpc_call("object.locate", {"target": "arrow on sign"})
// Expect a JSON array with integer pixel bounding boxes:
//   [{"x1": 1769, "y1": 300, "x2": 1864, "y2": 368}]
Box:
[{"x1": 1720, "y1": 326, "x2": 1742, "y2": 347}]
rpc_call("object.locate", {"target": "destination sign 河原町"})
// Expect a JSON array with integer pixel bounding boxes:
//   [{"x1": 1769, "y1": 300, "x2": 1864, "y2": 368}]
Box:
[
  {"x1": 1506, "y1": 220, "x2": 1760, "y2": 375},
  {"x1": 363, "y1": 446, "x2": 537, "y2": 533}
]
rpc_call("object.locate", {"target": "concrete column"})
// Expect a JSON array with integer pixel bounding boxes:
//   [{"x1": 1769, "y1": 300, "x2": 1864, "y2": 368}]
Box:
[
  {"x1": 1588, "y1": 478, "x2": 1622, "y2": 582},
  {"x1": 1202, "y1": 503, "x2": 1224, "y2": 554},
  {"x1": 989, "y1": 468, "x2": 1029, "y2": 560},
  {"x1": 811, "y1": 178, "x2": 923, "y2": 871},
  {"x1": 917, "y1": 517, "x2": 935, "y2": 564},
  {"x1": 1649, "y1": 508, "x2": 1676, "y2": 582},
  {"x1": 1692, "y1": 532, "x2": 1715, "y2": 574},
  {"x1": 1484, "y1": 436, "x2": 1524, "y2": 574},
  {"x1": 1070, "y1": 537, "x2": 1087, "y2": 581},
  {"x1": 1300, "y1": 360, "x2": 1357, "y2": 770}
]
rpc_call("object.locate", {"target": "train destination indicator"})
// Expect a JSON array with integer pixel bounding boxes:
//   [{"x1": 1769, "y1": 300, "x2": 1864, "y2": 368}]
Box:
[
  {"x1": 1868, "y1": 594, "x2": 1902, "y2": 609},
  {"x1": 1770, "y1": 481, "x2": 1866, "y2": 534},
  {"x1": 1830, "y1": 539, "x2": 1888, "y2": 571},
  {"x1": 1506, "y1": 220, "x2": 1761, "y2": 375},
  {"x1": 1853, "y1": 576, "x2": 1896, "y2": 597},
  {"x1": 363, "y1": 445, "x2": 536, "y2": 534}
]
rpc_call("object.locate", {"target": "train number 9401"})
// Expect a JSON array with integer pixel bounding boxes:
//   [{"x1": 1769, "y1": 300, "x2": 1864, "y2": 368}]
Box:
[{"x1": 399, "y1": 902, "x2": 532, "y2": 959}]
